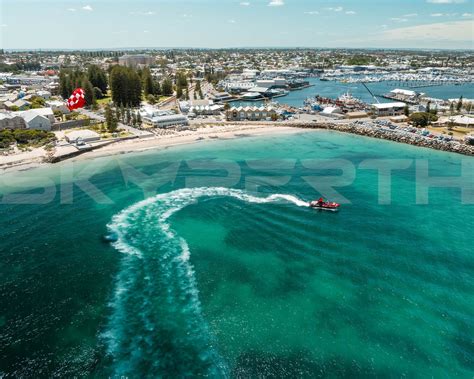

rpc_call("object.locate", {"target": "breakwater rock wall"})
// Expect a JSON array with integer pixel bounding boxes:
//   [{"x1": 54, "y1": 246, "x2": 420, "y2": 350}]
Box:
[{"x1": 289, "y1": 122, "x2": 474, "y2": 156}]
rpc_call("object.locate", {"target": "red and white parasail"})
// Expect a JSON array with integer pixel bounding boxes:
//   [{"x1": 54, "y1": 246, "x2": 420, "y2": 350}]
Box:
[{"x1": 66, "y1": 88, "x2": 86, "y2": 111}]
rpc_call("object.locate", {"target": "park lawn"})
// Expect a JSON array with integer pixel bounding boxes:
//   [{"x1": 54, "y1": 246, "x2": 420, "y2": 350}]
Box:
[
  {"x1": 97, "y1": 96, "x2": 112, "y2": 106},
  {"x1": 427, "y1": 125, "x2": 471, "y2": 138}
]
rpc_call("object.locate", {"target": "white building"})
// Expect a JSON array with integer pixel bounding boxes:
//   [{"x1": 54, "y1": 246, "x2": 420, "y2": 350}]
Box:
[
  {"x1": 142, "y1": 114, "x2": 189, "y2": 129},
  {"x1": 36, "y1": 90, "x2": 52, "y2": 99},
  {"x1": 180, "y1": 100, "x2": 224, "y2": 115},
  {"x1": 372, "y1": 102, "x2": 406, "y2": 117},
  {"x1": 321, "y1": 106, "x2": 344, "y2": 117},
  {"x1": 65, "y1": 130, "x2": 101, "y2": 144},
  {"x1": 435, "y1": 115, "x2": 473, "y2": 128},
  {"x1": 21, "y1": 111, "x2": 51, "y2": 131},
  {"x1": 226, "y1": 106, "x2": 276, "y2": 121},
  {"x1": 118, "y1": 54, "x2": 154, "y2": 68},
  {"x1": 46, "y1": 100, "x2": 70, "y2": 114},
  {"x1": 27, "y1": 107, "x2": 55, "y2": 123}
]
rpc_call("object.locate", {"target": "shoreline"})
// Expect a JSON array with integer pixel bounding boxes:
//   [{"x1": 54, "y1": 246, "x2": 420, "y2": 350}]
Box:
[
  {"x1": 0, "y1": 125, "x2": 301, "y2": 173},
  {"x1": 71, "y1": 124, "x2": 300, "y2": 162},
  {"x1": 1, "y1": 121, "x2": 472, "y2": 173}
]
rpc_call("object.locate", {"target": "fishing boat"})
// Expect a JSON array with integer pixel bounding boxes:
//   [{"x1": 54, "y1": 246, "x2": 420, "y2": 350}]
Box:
[{"x1": 309, "y1": 198, "x2": 340, "y2": 211}]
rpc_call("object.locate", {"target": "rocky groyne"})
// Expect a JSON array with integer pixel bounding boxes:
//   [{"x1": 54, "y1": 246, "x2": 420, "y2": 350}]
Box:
[{"x1": 289, "y1": 122, "x2": 474, "y2": 156}]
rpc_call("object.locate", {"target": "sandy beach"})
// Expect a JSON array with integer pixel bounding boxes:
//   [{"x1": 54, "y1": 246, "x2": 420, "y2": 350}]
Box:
[{"x1": 0, "y1": 124, "x2": 301, "y2": 172}]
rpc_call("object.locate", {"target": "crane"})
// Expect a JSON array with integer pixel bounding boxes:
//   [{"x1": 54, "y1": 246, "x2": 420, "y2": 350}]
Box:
[{"x1": 361, "y1": 82, "x2": 380, "y2": 104}]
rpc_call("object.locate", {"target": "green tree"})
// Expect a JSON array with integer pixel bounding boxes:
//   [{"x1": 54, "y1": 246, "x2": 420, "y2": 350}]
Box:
[
  {"x1": 109, "y1": 66, "x2": 142, "y2": 107},
  {"x1": 82, "y1": 79, "x2": 96, "y2": 107},
  {"x1": 126, "y1": 108, "x2": 131, "y2": 125},
  {"x1": 403, "y1": 105, "x2": 410, "y2": 117},
  {"x1": 136, "y1": 112, "x2": 142, "y2": 127},
  {"x1": 105, "y1": 104, "x2": 118, "y2": 133},
  {"x1": 87, "y1": 65, "x2": 108, "y2": 94},
  {"x1": 115, "y1": 107, "x2": 121, "y2": 123},
  {"x1": 195, "y1": 80, "x2": 201, "y2": 94},
  {"x1": 93, "y1": 87, "x2": 103, "y2": 100},
  {"x1": 153, "y1": 80, "x2": 161, "y2": 96},
  {"x1": 176, "y1": 86, "x2": 183, "y2": 100},
  {"x1": 120, "y1": 105, "x2": 125, "y2": 123},
  {"x1": 457, "y1": 96, "x2": 463, "y2": 112},
  {"x1": 161, "y1": 77, "x2": 173, "y2": 96},
  {"x1": 142, "y1": 68, "x2": 154, "y2": 97},
  {"x1": 147, "y1": 94, "x2": 156, "y2": 104},
  {"x1": 409, "y1": 112, "x2": 438, "y2": 128},
  {"x1": 176, "y1": 71, "x2": 188, "y2": 88}
]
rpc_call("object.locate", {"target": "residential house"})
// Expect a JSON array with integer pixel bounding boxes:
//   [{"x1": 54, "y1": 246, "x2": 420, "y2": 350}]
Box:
[
  {"x1": 20, "y1": 111, "x2": 52, "y2": 131},
  {"x1": 0, "y1": 113, "x2": 27, "y2": 130},
  {"x1": 4, "y1": 99, "x2": 30, "y2": 111},
  {"x1": 46, "y1": 100, "x2": 70, "y2": 114}
]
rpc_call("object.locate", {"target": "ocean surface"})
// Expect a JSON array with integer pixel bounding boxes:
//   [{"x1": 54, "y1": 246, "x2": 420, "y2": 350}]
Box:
[
  {"x1": 0, "y1": 131, "x2": 473, "y2": 377},
  {"x1": 234, "y1": 78, "x2": 474, "y2": 107}
]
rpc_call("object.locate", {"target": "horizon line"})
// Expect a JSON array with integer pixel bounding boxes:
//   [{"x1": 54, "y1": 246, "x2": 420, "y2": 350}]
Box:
[{"x1": 2, "y1": 46, "x2": 474, "y2": 52}]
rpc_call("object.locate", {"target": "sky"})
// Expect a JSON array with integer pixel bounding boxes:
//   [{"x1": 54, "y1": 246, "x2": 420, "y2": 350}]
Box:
[{"x1": 1, "y1": 0, "x2": 473, "y2": 50}]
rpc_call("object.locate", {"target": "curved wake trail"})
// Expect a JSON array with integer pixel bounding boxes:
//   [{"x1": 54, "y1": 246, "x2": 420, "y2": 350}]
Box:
[{"x1": 104, "y1": 187, "x2": 308, "y2": 377}]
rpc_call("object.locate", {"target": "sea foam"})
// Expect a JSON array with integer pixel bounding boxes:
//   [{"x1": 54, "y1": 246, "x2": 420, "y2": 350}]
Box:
[{"x1": 104, "y1": 187, "x2": 308, "y2": 376}]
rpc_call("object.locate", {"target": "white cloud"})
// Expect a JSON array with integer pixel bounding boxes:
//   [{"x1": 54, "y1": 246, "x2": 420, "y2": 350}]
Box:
[
  {"x1": 130, "y1": 11, "x2": 156, "y2": 16},
  {"x1": 325, "y1": 6, "x2": 344, "y2": 12},
  {"x1": 345, "y1": 11, "x2": 356, "y2": 15},
  {"x1": 68, "y1": 8, "x2": 76, "y2": 12},
  {"x1": 82, "y1": 5, "x2": 93, "y2": 11},
  {"x1": 304, "y1": 11, "x2": 319, "y2": 15},
  {"x1": 240, "y1": 2, "x2": 250, "y2": 6},
  {"x1": 431, "y1": 12, "x2": 458, "y2": 16},
  {"x1": 462, "y1": 12, "x2": 472, "y2": 17},
  {"x1": 1, "y1": 24, "x2": 7, "y2": 28},
  {"x1": 228, "y1": 19, "x2": 236, "y2": 23},
  {"x1": 143, "y1": 30, "x2": 149, "y2": 33},
  {"x1": 403, "y1": 13, "x2": 418, "y2": 17},
  {"x1": 391, "y1": 17, "x2": 409, "y2": 22},
  {"x1": 380, "y1": 20, "x2": 473, "y2": 42},
  {"x1": 268, "y1": 0, "x2": 284, "y2": 6},
  {"x1": 426, "y1": 0, "x2": 466, "y2": 3}
]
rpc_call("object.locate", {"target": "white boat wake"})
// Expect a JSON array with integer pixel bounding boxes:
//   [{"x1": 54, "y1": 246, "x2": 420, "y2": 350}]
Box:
[{"x1": 104, "y1": 187, "x2": 308, "y2": 377}]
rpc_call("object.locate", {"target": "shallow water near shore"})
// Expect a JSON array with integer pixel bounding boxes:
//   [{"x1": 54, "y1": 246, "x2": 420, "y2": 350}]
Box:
[{"x1": 0, "y1": 130, "x2": 473, "y2": 377}]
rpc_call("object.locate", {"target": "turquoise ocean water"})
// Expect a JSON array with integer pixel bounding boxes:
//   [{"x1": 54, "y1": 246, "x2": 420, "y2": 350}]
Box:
[{"x1": 0, "y1": 131, "x2": 473, "y2": 377}]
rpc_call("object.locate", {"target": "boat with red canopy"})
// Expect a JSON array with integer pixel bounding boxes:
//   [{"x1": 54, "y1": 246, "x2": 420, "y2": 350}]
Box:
[{"x1": 309, "y1": 198, "x2": 340, "y2": 211}]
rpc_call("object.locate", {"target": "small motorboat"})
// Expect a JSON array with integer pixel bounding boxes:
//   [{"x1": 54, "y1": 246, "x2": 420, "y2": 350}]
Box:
[{"x1": 309, "y1": 198, "x2": 340, "y2": 211}]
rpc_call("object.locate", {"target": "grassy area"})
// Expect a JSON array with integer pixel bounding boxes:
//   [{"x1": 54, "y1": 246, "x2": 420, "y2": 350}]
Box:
[
  {"x1": 427, "y1": 126, "x2": 471, "y2": 138},
  {"x1": 87, "y1": 123, "x2": 132, "y2": 139},
  {"x1": 0, "y1": 129, "x2": 56, "y2": 149},
  {"x1": 97, "y1": 96, "x2": 112, "y2": 106}
]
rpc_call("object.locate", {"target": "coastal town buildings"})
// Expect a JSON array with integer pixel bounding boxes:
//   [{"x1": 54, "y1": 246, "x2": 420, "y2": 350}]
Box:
[
  {"x1": 118, "y1": 54, "x2": 154, "y2": 68},
  {"x1": 226, "y1": 106, "x2": 277, "y2": 121}
]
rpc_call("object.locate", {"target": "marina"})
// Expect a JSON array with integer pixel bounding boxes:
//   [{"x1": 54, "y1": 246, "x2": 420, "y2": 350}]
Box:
[{"x1": 231, "y1": 77, "x2": 474, "y2": 108}]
